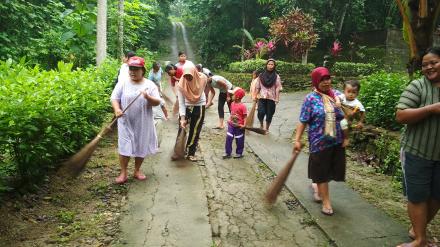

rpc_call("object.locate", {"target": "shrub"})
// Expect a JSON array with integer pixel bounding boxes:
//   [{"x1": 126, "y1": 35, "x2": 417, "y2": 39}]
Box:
[
  {"x1": 227, "y1": 59, "x2": 315, "y2": 75},
  {"x1": 218, "y1": 71, "x2": 311, "y2": 92},
  {"x1": 0, "y1": 58, "x2": 119, "y2": 192},
  {"x1": 333, "y1": 62, "x2": 378, "y2": 77},
  {"x1": 358, "y1": 71, "x2": 409, "y2": 130}
]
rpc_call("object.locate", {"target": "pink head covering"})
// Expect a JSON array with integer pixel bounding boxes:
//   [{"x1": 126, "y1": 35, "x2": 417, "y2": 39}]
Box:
[{"x1": 234, "y1": 88, "x2": 246, "y2": 100}]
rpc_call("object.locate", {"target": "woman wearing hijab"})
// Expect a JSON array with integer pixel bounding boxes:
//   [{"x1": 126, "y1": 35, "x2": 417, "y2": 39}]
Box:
[
  {"x1": 175, "y1": 65, "x2": 208, "y2": 161},
  {"x1": 293, "y1": 67, "x2": 346, "y2": 216},
  {"x1": 252, "y1": 58, "x2": 282, "y2": 134},
  {"x1": 111, "y1": 56, "x2": 161, "y2": 184}
]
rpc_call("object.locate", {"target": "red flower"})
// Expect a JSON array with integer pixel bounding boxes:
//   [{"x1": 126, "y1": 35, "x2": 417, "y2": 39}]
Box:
[{"x1": 331, "y1": 41, "x2": 342, "y2": 56}]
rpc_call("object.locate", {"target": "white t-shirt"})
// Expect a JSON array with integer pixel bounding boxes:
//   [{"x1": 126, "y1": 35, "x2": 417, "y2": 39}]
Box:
[{"x1": 339, "y1": 94, "x2": 365, "y2": 112}]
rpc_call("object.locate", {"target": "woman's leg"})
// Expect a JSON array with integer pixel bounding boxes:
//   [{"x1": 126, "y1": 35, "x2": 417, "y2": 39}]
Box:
[
  {"x1": 265, "y1": 100, "x2": 276, "y2": 132},
  {"x1": 187, "y1": 106, "x2": 205, "y2": 157},
  {"x1": 116, "y1": 155, "x2": 130, "y2": 183},
  {"x1": 318, "y1": 182, "x2": 332, "y2": 214},
  {"x1": 257, "y1": 99, "x2": 266, "y2": 129},
  {"x1": 217, "y1": 92, "x2": 227, "y2": 128},
  {"x1": 134, "y1": 157, "x2": 146, "y2": 180}
]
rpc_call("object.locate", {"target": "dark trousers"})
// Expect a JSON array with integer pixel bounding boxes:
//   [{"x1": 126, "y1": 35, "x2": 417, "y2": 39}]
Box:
[
  {"x1": 178, "y1": 106, "x2": 205, "y2": 156},
  {"x1": 257, "y1": 98, "x2": 276, "y2": 123},
  {"x1": 225, "y1": 123, "x2": 245, "y2": 155},
  {"x1": 218, "y1": 92, "x2": 232, "y2": 119}
]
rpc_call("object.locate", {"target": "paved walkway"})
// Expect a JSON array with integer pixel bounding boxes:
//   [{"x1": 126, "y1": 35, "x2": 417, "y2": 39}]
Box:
[
  {"x1": 117, "y1": 120, "x2": 212, "y2": 247},
  {"x1": 244, "y1": 92, "x2": 410, "y2": 247}
]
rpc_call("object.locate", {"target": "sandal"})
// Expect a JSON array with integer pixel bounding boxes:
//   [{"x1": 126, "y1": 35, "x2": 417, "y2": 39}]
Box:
[
  {"x1": 115, "y1": 175, "x2": 128, "y2": 184},
  {"x1": 212, "y1": 126, "x2": 224, "y2": 130},
  {"x1": 309, "y1": 185, "x2": 322, "y2": 203},
  {"x1": 187, "y1": 155, "x2": 198, "y2": 162},
  {"x1": 321, "y1": 207, "x2": 334, "y2": 216},
  {"x1": 133, "y1": 173, "x2": 147, "y2": 181}
]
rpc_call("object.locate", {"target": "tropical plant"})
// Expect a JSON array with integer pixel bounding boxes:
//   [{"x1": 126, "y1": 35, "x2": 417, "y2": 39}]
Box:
[{"x1": 269, "y1": 8, "x2": 318, "y2": 63}]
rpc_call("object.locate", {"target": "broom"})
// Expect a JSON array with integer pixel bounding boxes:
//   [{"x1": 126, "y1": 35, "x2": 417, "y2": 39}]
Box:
[
  {"x1": 62, "y1": 91, "x2": 143, "y2": 176},
  {"x1": 246, "y1": 101, "x2": 257, "y2": 128},
  {"x1": 265, "y1": 150, "x2": 300, "y2": 204},
  {"x1": 244, "y1": 126, "x2": 266, "y2": 135}
]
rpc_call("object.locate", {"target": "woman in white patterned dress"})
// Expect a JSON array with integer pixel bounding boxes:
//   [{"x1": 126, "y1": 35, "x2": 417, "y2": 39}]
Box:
[{"x1": 111, "y1": 56, "x2": 161, "y2": 184}]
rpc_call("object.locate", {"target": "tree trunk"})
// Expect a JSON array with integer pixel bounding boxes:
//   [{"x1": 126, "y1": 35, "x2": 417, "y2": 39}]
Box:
[
  {"x1": 338, "y1": 3, "x2": 349, "y2": 35},
  {"x1": 301, "y1": 49, "x2": 308, "y2": 64},
  {"x1": 117, "y1": 0, "x2": 124, "y2": 60},
  {"x1": 241, "y1": 0, "x2": 246, "y2": 61},
  {"x1": 96, "y1": 0, "x2": 107, "y2": 66}
]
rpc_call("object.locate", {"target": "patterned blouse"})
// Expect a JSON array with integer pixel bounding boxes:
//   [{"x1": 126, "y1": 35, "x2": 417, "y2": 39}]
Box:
[{"x1": 299, "y1": 90, "x2": 345, "y2": 153}]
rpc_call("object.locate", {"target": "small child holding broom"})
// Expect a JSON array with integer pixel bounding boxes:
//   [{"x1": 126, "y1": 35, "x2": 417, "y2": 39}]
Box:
[{"x1": 223, "y1": 88, "x2": 247, "y2": 159}]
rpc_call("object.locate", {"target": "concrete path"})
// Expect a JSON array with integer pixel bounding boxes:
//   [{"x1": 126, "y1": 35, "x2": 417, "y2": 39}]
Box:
[
  {"x1": 244, "y1": 92, "x2": 410, "y2": 247},
  {"x1": 199, "y1": 110, "x2": 330, "y2": 247},
  {"x1": 116, "y1": 120, "x2": 212, "y2": 247}
]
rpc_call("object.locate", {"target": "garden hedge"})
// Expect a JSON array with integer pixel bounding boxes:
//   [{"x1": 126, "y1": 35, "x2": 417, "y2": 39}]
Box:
[
  {"x1": 227, "y1": 59, "x2": 315, "y2": 75},
  {"x1": 332, "y1": 62, "x2": 378, "y2": 77},
  {"x1": 0, "y1": 59, "x2": 119, "y2": 192},
  {"x1": 218, "y1": 71, "x2": 311, "y2": 92}
]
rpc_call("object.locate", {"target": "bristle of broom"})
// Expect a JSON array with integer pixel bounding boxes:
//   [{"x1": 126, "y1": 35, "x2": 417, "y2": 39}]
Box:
[
  {"x1": 62, "y1": 125, "x2": 114, "y2": 177},
  {"x1": 246, "y1": 101, "x2": 256, "y2": 128}
]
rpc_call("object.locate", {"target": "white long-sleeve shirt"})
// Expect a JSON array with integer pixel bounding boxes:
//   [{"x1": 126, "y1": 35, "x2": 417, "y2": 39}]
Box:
[{"x1": 177, "y1": 89, "x2": 206, "y2": 116}]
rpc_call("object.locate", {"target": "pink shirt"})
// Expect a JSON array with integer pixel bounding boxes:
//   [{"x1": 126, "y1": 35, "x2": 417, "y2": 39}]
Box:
[
  {"x1": 228, "y1": 102, "x2": 247, "y2": 126},
  {"x1": 255, "y1": 75, "x2": 282, "y2": 101}
]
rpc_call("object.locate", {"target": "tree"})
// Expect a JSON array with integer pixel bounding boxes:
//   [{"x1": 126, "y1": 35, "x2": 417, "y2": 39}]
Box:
[
  {"x1": 117, "y1": 0, "x2": 124, "y2": 59},
  {"x1": 96, "y1": 0, "x2": 107, "y2": 66},
  {"x1": 269, "y1": 8, "x2": 318, "y2": 64},
  {"x1": 395, "y1": 0, "x2": 440, "y2": 74}
]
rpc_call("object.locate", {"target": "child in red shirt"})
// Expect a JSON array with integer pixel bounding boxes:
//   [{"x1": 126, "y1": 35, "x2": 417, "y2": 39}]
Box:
[{"x1": 223, "y1": 88, "x2": 247, "y2": 159}]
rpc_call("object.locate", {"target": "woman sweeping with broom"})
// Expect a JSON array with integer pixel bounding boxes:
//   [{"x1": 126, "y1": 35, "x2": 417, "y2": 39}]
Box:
[
  {"x1": 173, "y1": 65, "x2": 208, "y2": 161},
  {"x1": 111, "y1": 56, "x2": 162, "y2": 184}
]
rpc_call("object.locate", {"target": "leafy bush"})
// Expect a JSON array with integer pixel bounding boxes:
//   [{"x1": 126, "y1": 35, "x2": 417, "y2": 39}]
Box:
[
  {"x1": 333, "y1": 62, "x2": 378, "y2": 77},
  {"x1": 358, "y1": 71, "x2": 409, "y2": 130},
  {"x1": 218, "y1": 71, "x2": 311, "y2": 92},
  {"x1": 228, "y1": 59, "x2": 315, "y2": 75},
  {"x1": 373, "y1": 134, "x2": 402, "y2": 184},
  {"x1": 0, "y1": 58, "x2": 119, "y2": 192}
]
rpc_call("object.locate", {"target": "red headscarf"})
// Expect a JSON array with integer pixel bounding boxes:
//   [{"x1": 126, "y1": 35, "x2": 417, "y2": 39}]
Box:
[{"x1": 311, "y1": 67, "x2": 335, "y2": 99}]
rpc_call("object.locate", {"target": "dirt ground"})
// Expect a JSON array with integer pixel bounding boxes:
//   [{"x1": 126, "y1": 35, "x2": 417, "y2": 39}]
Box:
[{"x1": 0, "y1": 133, "x2": 129, "y2": 246}]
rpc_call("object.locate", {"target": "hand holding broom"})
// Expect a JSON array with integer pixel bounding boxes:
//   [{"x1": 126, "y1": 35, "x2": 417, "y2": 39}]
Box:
[{"x1": 265, "y1": 143, "x2": 302, "y2": 204}]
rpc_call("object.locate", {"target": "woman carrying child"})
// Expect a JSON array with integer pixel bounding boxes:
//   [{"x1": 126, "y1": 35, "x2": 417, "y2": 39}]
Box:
[{"x1": 294, "y1": 67, "x2": 346, "y2": 216}]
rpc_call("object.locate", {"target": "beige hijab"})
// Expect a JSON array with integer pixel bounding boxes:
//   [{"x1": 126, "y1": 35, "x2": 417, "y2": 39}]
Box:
[{"x1": 177, "y1": 65, "x2": 207, "y2": 103}]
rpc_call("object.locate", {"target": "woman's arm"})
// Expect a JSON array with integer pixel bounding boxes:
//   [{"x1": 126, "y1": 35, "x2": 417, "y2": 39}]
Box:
[
  {"x1": 396, "y1": 103, "x2": 440, "y2": 124},
  {"x1": 293, "y1": 122, "x2": 306, "y2": 153},
  {"x1": 111, "y1": 100, "x2": 123, "y2": 117},
  {"x1": 252, "y1": 79, "x2": 261, "y2": 101}
]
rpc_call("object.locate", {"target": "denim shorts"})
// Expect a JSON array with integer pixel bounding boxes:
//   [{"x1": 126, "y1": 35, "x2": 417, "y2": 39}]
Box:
[{"x1": 402, "y1": 151, "x2": 440, "y2": 203}]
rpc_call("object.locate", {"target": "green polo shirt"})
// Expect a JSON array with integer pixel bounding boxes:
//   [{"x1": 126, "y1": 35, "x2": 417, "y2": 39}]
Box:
[{"x1": 396, "y1": 77, "x2": 440, "y2": 161}]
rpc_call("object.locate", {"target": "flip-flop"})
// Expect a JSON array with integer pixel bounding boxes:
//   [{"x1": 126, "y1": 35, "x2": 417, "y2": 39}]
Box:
[
  {"x1": 133, "y1": 173, "x2": 147, "y2": 181},
  {"x1": 115, "y1": 175, "x2": 128, "y2": 184},
  {"x1": 212, "y1": 126, "x2": 224, "y2": 130},
  {"x1": 321, "y1": 207, "x2": 334, "y2": 216}
]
